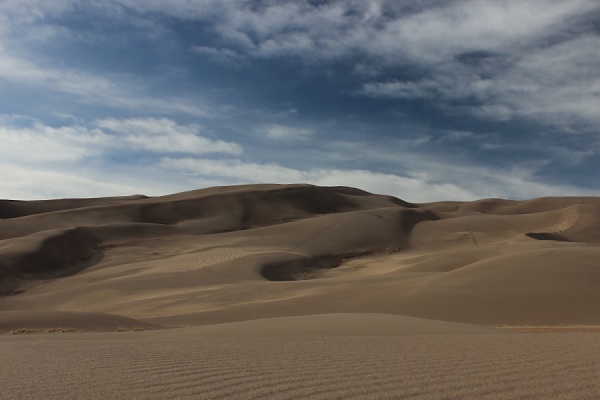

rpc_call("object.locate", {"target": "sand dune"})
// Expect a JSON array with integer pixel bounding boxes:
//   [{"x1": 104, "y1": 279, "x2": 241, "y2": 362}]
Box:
[
  {"x1": 3, "y1": 183, "x2": 598, "y2": 325},
  {"x1": 2, "y1": 184, "x2": 600, "y2": 398}
]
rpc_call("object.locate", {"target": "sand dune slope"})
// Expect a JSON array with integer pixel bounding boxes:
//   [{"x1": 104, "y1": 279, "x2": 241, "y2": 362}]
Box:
[{"x1": 1, "y1": 184, "x2": 599, "y2": 328}]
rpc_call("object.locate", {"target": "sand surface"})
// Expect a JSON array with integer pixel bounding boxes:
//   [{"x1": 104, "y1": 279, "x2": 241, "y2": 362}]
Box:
[
  {"x1": 2, "y1": 325, "x2": 600, "y2": 399},
  {"x1": 2, "y1": 184, "x2": 600, "y2": 398}
]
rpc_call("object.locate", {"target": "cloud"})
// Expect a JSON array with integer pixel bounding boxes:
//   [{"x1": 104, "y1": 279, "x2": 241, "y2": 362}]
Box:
[
  {"x1": 0, "y1": 50, "x2": 212, "y2": 117},
  {"x1": 191, "y1": 46, "x2": 247, "y2": 67},
  {"x1": 1, "y1": 0, "x2": 598, "y2": 202},
  {"x1": 0, "y1": 117, "x2": 242, "y2": 167},
  {"x1": 360, "y1": 34, "x2": 600, "y2": 129},
  {"x1": 4, "y1": 0, "x2": 599, "y2": 130},
  {"x1": 0, "y1": 162, "x2": 152, "y2": 200},
  {"x1": 0, "y1": 122, "x2": 109, "y2": 163},
  {"x1": 115, "y1": 0, "x2": 600, "y2": 131},
  {"x1": 94, "y1": 118, "x2": 243, "y2": 155},
  {"x1": 0, "y1": 115, "x2": 243, "y2": 199},
  {"x1": 437, "y1": 130, "x2": 478, "y2": 143},
  {"x1": 361, "y1": 80, "x2": 440, "y2": 100},
  {"x1": 0, "y1": 2, "x2": 211, "y2": 117},
  {"x1": 160, "y1": 157, "x2": 306, "y2": 183},
  {"x1": 259, "y1": 124, "x2": 314, "y2": 141},
  {"x1": 312, "y1": 169, "x2": 475, "y2": 202},
  {"x1": 108, "y1": 0, "x2": 596, "y2": 66},
  {"x1": 2, "y1": 113, "x2": 597, "y2": 201}
]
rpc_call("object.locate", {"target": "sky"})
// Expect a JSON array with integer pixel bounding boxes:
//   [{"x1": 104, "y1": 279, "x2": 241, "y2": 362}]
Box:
[{"x1": 1, "y1": 0, "x2": 599, "y2": 202}]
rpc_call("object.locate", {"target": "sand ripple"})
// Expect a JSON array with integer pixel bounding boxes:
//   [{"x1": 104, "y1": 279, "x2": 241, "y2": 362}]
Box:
[{"x1": 2, "y1": 331, "x2": 600, "y2": 399}]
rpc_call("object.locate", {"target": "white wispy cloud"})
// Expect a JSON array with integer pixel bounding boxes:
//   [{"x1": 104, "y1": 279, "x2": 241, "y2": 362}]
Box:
[
  {"x1": 94, "y1": 118, "x2": 243, "y2": 155},
  {"x1": 0, "y1": 123, "x2": 109, "y2": 163},
  {"x1": 360, "y1": 33, "x2": 600, "y2": 128},
  {"x1": 0, "y1": 117, "x2": 242, "y2": 165},
  {"x1": 259, "y1": 124, "x2": 314, "y2": 141},
  {"x1": 0, "y1": 162, "x2": 150, "y2": 200},
  {"x1": 0, "y1": 116, "x2": 243, "y2": 199}
]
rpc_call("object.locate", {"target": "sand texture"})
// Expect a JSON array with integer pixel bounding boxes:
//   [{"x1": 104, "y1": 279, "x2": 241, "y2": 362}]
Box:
[{"x1": 1, "y1": 184, "x2": 600, "y2": 398}]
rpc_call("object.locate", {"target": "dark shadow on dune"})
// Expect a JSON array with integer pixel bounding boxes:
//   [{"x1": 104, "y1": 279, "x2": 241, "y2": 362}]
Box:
[
  {"x1": 526, "y1": 232, "x2": 572, "y2": 242},
  {"x1": 400, "y1": 209, "x2": 440, "y2": 232},
  {"x1": 260, "y1": 251, "x2": 374, "y2": 282},
  {"x1": 260, "y1": 256, "x2": 323, "y2": 281},
  {"x1": 0, "y1": 195, "x2": 149, "y2": 219},
  {"x1": 0, "y1": 289, "x2": 26, "y2": 299},
  {"x1": 20, "y1": 251, "x2": 105, "y2": 281},
  {"x1": 13, "y1": 228, "x2": 104, "y2": 281}
]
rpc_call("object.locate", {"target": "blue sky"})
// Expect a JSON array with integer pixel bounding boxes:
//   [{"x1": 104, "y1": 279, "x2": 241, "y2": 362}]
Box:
[{"x1": 1, "y1": 0, "x2": 599, "y2": 202}]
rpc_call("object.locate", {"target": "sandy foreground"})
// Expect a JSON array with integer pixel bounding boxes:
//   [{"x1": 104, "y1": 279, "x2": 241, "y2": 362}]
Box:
[
  {"x1": 1, "y1": 184, "x2": 600, "y2": 398},
  {"x1": 2, "y1": 322, "x2": 600, "y2": 399}
]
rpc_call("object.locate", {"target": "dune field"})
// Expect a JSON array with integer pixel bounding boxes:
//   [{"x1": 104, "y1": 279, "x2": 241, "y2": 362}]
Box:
[{"x1": 1, "y1": 184, "x2": 599, "y2": 398}]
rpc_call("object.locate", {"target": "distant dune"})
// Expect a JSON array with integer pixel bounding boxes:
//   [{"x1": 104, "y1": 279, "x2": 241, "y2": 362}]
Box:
[{"x1": 2, "y1": 184, "x2": 600, "y2": 399}]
